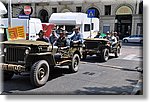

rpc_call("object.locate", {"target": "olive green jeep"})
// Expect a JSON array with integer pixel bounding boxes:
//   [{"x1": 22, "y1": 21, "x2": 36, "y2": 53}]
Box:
[
  {"x1": 0, "y1": 40, "x2": 83, "y2": 87},
  {"x1": 82, "y1": 38, "x2": 121, "y2": 62}
]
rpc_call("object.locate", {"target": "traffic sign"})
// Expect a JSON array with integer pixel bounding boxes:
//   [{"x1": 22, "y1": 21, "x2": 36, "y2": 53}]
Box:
[
  {"x1": 18, "y1": 15, "x2": 30, "y2": 19},
  {"x1": 24, "y1": 6, "x2": 32, "y2": 15},
  {"x1": 87, "y1": 9, "x2": 95, "y2": 18}
]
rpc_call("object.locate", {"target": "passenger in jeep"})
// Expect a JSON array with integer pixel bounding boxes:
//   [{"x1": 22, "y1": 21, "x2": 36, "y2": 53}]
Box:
[
  {"x1": 70, "y1": 26, "x2": 83, "y2": 44},
  {"x1": 36, "y1": 30, "x2": 49, "y2": 43},
  {"x1": 55, "y1": 30, "x2": 70, "y2": 49}
]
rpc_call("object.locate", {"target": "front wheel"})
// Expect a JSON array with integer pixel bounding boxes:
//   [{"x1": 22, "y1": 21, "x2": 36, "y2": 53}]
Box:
[
  {"x1": 101, "y1": 48, "x2": 109, "y2": 62},
  {"x1": 30, "y1": 60, "x2": 50, "y2": 87},
  {"x1": 69, "y1": 54, "x2": 80, "y2": 73}
]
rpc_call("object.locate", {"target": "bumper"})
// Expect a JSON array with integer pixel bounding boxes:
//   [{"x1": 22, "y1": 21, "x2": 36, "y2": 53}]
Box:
[
  {"x1": 83, "y1": 49, "x2": 101, "y2": 54},
  {"x1": 0, "y1": 63, "x2": 26, "y2": 72}
]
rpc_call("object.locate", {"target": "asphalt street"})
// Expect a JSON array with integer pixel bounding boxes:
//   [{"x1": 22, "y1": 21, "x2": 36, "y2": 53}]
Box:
[{"x1": 1, "y1": 42, "x2": 143, "y2": 95}]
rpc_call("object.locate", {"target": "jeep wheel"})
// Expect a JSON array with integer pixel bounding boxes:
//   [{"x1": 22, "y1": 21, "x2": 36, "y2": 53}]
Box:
[
  {"x1": 30, "y1": 60, "x2": 50, "y2": 87},
  {"x1": 69, "y1": 54, "x2": 80, "y2": 73},
  {"x1": 101, "y1": 48, "x2": 109, "y2": 62},
  {"x1": 115, "y1": 46, "x2": 120, "y2": 58},
  {"x1": 3, "y1": 71, "x2": 14, "y2": 81}
]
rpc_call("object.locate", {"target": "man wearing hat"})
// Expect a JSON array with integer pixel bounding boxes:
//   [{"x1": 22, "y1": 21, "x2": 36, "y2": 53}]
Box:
[
  {"x1": 36, "y1": 30, "x2": 49, "y2": 43},
  {"x1": 49, "y1": 28, "x2": 58, "y2": 45},
  {"x1": 70, "y1": 26, "x2": 83, "y2": 44},
  {"x1": 55, "y1": 30, "x2": 70, "y2": 48}
]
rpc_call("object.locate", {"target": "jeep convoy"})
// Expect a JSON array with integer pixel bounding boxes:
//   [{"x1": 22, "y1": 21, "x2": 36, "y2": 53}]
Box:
[{"x1": 0, "y1": 36, "x2": 121, "y2": 87}]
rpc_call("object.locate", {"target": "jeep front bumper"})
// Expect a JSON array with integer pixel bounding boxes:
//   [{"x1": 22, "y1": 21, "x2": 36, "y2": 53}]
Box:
[{"x1": 0, "y1": 63, "x2": 26, "y2": 72}]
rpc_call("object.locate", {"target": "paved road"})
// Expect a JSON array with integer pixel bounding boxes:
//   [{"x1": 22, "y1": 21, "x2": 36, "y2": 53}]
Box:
[{"x1": 2, "y1": 43, "x2": 143, "y2": 95}]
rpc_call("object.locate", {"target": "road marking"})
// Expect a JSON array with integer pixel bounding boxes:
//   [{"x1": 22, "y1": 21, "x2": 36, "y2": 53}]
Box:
[
  {"x1": 121, "y1": 54, "x2": 143, "y2": 61},
  {"x1": 123, "y1": 54, "x2": 136, "y2": 60},
  {"x1": 97, "y1": 64, "x2": 138, "y2": 72}
]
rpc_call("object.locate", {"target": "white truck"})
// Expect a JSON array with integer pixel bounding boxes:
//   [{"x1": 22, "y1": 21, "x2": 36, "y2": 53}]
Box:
[
  {"x1": 0, "y1": 1, "x2": 7, "y2": 17},
  {"x1": 49, "y1": 12, "x2": 99, "y2": 38},
  {"x1": 0, "y1": 1, "x2": 7, "y2": 41},
  {"x1": 0, "y1": 18, "x2": 43, "y2": 41}
]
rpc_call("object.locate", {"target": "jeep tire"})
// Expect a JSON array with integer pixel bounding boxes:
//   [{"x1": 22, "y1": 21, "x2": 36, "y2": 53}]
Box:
[
  {"x1": 69, "y1": 54, "x2": 80, "y2": 73},
  {"x1": 3, "y1": 71, "x2": 14, "y2": 81},
  {"x1": 30, "y1": 60, "x2": 50, "y2": 87},
  {"x1": 101, "y1": 48, "x2": 109, "y2": 62}
]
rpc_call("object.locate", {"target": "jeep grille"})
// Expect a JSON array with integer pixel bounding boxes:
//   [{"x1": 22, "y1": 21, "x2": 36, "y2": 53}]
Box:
[
  {"x1": 6, "y1": 47, "x2": 26, "y2": 63},
  {"x1": 85, "y1": 42, "x2": 99, "y2": 49}
]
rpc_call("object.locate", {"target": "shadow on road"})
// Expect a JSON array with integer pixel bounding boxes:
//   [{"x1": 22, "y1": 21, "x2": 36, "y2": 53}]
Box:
[
  {"x1": 74, "y1": 85, "x2": 134, "y2": 95},
  {"x1": 2, "y1": 67, "x2": 72, "y2": 94},
  {"x1": 74, "y1": 79, "x2": 138, "y2": 95},
  {"x1": 122, "y1": 42, "x2": 143, "y2": 47},
  {"x1": 81, "y1": 55, "x2": 116, "y2": 64}
]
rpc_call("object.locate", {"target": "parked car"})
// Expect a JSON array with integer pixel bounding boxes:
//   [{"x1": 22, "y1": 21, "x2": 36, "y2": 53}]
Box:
[{"x1": 122, "y1": 35, "x2": 143, "y2": 43}]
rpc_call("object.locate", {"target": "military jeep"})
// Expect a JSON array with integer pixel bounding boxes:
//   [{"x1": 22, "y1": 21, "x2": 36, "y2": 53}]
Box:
[
  {"x1": 82, "y1": 38, "x2": 121, "y2": 62},
  {"x1": 0, "y1": 40, "x2": 82, "y2": 87}
]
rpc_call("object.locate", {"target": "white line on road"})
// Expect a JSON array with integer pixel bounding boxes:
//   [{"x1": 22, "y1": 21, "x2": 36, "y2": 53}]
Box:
[{"x1": 123, "y1": 54, "x2": 136, "y2": 60}]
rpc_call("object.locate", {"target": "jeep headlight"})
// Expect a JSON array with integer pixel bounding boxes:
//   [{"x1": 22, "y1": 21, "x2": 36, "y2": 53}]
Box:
[
  {"x1": 4, "y1": 48, "x2": 7, "y2": 53},
  {"x1": 38, "y1": 46, "x2": 42, "y2": 51},
  {"x1": 25, "y1": 49, "x2": 30, "y2": 55}
]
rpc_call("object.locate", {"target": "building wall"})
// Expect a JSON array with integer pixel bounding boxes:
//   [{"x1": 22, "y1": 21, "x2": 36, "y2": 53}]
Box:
[{"x1": 11, "y1": 0, "x2": 143, "y2": 35}]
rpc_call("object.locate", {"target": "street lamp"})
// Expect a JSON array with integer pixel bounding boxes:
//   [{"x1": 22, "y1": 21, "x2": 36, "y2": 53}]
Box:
[{"x1": 8, "y1": 0, "x2": 12, "y2": 27}]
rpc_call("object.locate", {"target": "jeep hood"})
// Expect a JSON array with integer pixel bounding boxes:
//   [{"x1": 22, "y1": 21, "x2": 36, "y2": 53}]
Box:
[{"x1": 1, "y1": 40, "x2": 50, "y2": 46}]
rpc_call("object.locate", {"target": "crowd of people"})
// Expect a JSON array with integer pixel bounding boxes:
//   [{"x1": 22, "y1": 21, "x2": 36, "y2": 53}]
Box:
[
  {"x1": 36, "y1": 26, "x2": 83, "y2": 48},
  {"x1": 94, "y1": 31, "x2": 119, "y2": 47},
  {"x1": 36, "y1": 26, "x2": 119, "y2": 48}
]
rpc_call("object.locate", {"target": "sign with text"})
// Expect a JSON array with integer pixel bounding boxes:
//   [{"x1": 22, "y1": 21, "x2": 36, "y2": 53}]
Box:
[
  {"x1": 8, "y1": 26, "x2": 25, "y2": 40},
  {"x1": 18, "y1": 15, "x2": 30, "y2": 19}
]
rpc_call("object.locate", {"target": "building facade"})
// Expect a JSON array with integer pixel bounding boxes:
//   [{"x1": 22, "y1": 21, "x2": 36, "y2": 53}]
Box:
[{"x1": 2, "y1": 0, "x2": 143, "y2": 39}]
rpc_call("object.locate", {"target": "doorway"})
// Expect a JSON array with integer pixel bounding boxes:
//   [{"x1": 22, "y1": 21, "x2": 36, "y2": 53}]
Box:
[
  {"x1": 38, "y1": 9, "x2": 49, "y2": 23},
  {"x1": 115, "y1": 15, "x2": 132, "y2": 39}
]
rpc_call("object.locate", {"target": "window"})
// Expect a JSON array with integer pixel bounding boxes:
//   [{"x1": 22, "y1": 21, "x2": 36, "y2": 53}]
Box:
[
  {"x1": 84, "y1": 24, "x2": 90, "y2": 31},
  {"x1": 52, "y1": 7, "x2": 57, "y2": 13},
  {"x1": 103, "y1": 26, "x2": 110, "y2": 34},
  {"x1": 105, "y1": 5, "x2": 111, "y2": 15},
  {"x1": 139, "y1": 1, "x2": 143, "y2": 14},
  {"x1": 76, "y1": 6, "x2": 82, "y2": 12}
]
